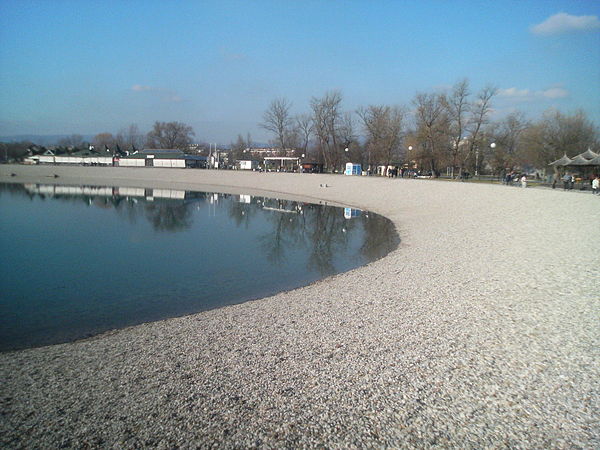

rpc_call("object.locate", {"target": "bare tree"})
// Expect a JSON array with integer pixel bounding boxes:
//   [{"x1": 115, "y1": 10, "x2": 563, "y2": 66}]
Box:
[
  {"x1": 116, "y1": 124, "x2": 144, "y2": 151},
  {"x1": 520, "y1": 109, "x2": 599, "y2": 168},
  {"x1": 230, "y1": 134, "x2": 248, "y2": 162},
  {"x1": 0, "y1": 141, "x2": 33, "y2": 162},
  {"x1": 443, "y1": 79, "x2": 471, "y2": 177},
  {"x1": 461, "y1": 85, "x2": 497, "y2": 174},
  {"x1": 311, "y1": 91, "x2": 344, "y2": 170},
  {"x1": 260, "y1": 98, "x2": 293, "y2": 154},
  {"x1": 413, "y1": 92, "x2": 448, "y2": 175},
  {"x1": 339, "y1": 112, "x2": 356, "y2": 153},
  {"x1": 488, "y1": 112, "x2": 529, "y2": 172},
  {"x1": 93, "y1": 132, "x2": 115, "y2": 151},
  {"x1": 58, "y1": 134, "x2": 84, "y2": 149},
  {"x1": 357, "y1": 105, "x2": 405, "y2": 170},
  {"x1": 145, "y1": 121, "x2": 195, "y2": 150},
  {"x1": 311, "y1": 96, "x2": 331, "y2": 167},
  {"x1": 295, "y1": 114, "x2": 313, "y2": 157}
]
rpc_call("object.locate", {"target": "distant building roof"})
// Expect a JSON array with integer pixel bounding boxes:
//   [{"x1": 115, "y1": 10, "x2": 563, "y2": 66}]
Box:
[
  {"x1": 70, "y1": 148, "x2": 112, "y2": 157},
  {"x1": 549, "y1": 154, "x2": 572, "y2": 166},
  {"x1": 587, "y1": 155, "x2": 600, "y2": 165},
  {"x1": 569, "y1": 154, "x2": 593, "y2": 166},
  {"x1": 549, "y1": 152, "x2": 600, "y2": 167},
  {"x1": 578, "y1": 149, "x2": 599, "y2": 160},
  {"x1": 139, "y1": 149, "x2": 184, "y2": 154},
  {"x1": 122, "y1": 150, "x2": 206, "y2": 160}
]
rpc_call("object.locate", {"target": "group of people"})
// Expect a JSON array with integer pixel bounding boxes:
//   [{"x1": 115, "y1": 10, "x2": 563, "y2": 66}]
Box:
[
  {"x1": 504, "y1": 172, "x2": 528, "y2": 188},
  {"x1": 561, "y1": 173, "x2": 577, "y2": 190},
  {"x1": 385, "y1": 167, "x2": 431, "y2": 178},
  {"x1": 555, "y1": 173, "x2": 600, "y2": 194}
]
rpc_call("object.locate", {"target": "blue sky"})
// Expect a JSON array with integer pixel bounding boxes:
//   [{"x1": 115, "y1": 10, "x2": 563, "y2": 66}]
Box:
[{"x1": 1, "y1": 0, "x2": 599, "y2": 144}]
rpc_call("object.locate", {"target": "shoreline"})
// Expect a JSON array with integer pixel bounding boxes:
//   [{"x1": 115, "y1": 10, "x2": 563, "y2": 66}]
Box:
[{"x1": 1, "y1": 165, "x2": 599, "y2": 447}]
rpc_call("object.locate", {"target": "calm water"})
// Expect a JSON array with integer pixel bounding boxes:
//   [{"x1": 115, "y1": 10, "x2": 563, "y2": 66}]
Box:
[{"x1": 0, "y1": 182, "x2": 398, "y2": 351}]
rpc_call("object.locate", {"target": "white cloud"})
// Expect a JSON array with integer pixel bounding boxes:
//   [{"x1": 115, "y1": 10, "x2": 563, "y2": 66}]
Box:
[
  {"x1": 542, "y1": 87, "x2": 568, "y2": 99},
  {"x1": 499, "y1": 86, "x2": 569, "y2": 101},
  {"x1": 131, "y1": 84, "x2": 153, "y2": 92},
  {"x1": 531, "y1": 12, "x2": 600, "y2": 35},
  {"x1": 499, "y1": 87, "x2": 531, "y2": 98}
]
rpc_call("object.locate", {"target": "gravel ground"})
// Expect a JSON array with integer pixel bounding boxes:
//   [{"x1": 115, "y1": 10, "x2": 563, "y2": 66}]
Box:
[{"x1": 1, "y1": 165, "x2": 599, "y2": 448}]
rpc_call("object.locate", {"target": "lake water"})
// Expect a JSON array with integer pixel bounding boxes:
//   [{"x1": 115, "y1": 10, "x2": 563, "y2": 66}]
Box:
[{"x1": 0, "y1": 182, "x2": 398, "y2": 351}]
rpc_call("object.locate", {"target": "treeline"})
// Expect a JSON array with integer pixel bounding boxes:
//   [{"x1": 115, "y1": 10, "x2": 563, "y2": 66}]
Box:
[
  {"x1": 3, "y1": 78, "x2": 598, "y2": 174},
  {"x1": 258, "y1": 79, "x2": 599, "y2": 175},
  {"x1": 0, "y1": 122, "x2": 198, "y2": 162}
]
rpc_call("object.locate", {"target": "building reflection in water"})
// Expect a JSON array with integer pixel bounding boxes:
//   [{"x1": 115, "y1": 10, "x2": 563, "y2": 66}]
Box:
[
  {"x1": 12, "y1": 182, "x2": 398, "y2": 276},
  {"x1": 1, "y1": 182, "x2": 400, "y2": 350}
]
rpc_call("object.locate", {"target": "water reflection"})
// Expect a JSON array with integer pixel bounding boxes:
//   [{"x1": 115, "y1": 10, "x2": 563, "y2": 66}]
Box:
[
  {"x1": 20, "y1": 183, "x2": 202, "y2": 232},
  {"x1": 9, "y1": 184, "x2": 398, "y2": 266},
  {"x1": 11, "y1": 184, "x2": 398, "y2": 275},
  {"x1": 1, "y1": 182, "x2": 399, "y2": 350}
]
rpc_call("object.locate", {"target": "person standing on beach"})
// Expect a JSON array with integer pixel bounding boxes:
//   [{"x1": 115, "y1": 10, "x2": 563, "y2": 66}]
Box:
[
  {"x1": 521, "y1": 174, "x2": 527, "y2": 188},
  {"x1": 563, "y1": 173, "x2": 571, "y2": 190}
]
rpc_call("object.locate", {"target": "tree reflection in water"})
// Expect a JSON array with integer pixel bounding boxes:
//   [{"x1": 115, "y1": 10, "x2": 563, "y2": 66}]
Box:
[
  {"x1": 144, "y1": 203, "x2": 192, "y2": 232},
  {"x1": 1, "y1": 182, "x2": 400, "y2": 351},
  {"x1": 359, "y1": 213, "x2": 399, "y2": 261},
  {"x1": 3, "y1": 183, "x2": 398, "y2": 273},
  {"x1": 239, "y1": 198, "x2": 398, "y2": 276}
]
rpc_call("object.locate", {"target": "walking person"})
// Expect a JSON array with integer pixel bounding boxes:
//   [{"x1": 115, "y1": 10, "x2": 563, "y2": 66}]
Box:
[
  {"x1": 593, "y1": 175, "x2": 599, "y2": 195},
  {"x1": 520, "y1": 174, "x2": 527, "y2": 188}
]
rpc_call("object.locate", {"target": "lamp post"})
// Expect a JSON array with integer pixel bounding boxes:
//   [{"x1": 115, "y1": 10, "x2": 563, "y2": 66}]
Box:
[{"x1": 490, "y1": 142, "x2": 496, "y2": 180}]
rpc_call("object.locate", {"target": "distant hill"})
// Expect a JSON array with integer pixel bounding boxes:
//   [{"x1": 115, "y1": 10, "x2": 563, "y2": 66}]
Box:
[{"x1": 0, "y1": 135, "x2": 94, "y2": 146}]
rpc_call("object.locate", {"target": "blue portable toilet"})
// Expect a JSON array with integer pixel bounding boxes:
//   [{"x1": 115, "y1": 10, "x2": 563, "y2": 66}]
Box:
[{"x1": 345, "y1": 162, "x2": 362, "y2": 176}]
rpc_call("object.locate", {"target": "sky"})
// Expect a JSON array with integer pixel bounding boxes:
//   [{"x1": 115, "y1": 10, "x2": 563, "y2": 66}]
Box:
[{"x1": 0, "y1": 0, "x2": 599, "y2": 144}]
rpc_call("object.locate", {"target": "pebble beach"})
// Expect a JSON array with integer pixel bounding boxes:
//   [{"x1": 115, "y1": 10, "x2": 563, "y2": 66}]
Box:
[{"x1": 1, "y1": 165, "x2": 599, "y2": 448}]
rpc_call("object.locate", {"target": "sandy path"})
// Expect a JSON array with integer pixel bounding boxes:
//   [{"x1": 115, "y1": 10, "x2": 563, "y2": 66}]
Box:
[{"x1": 1, "y1": 165, "x2": 599, "y2": 448}]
